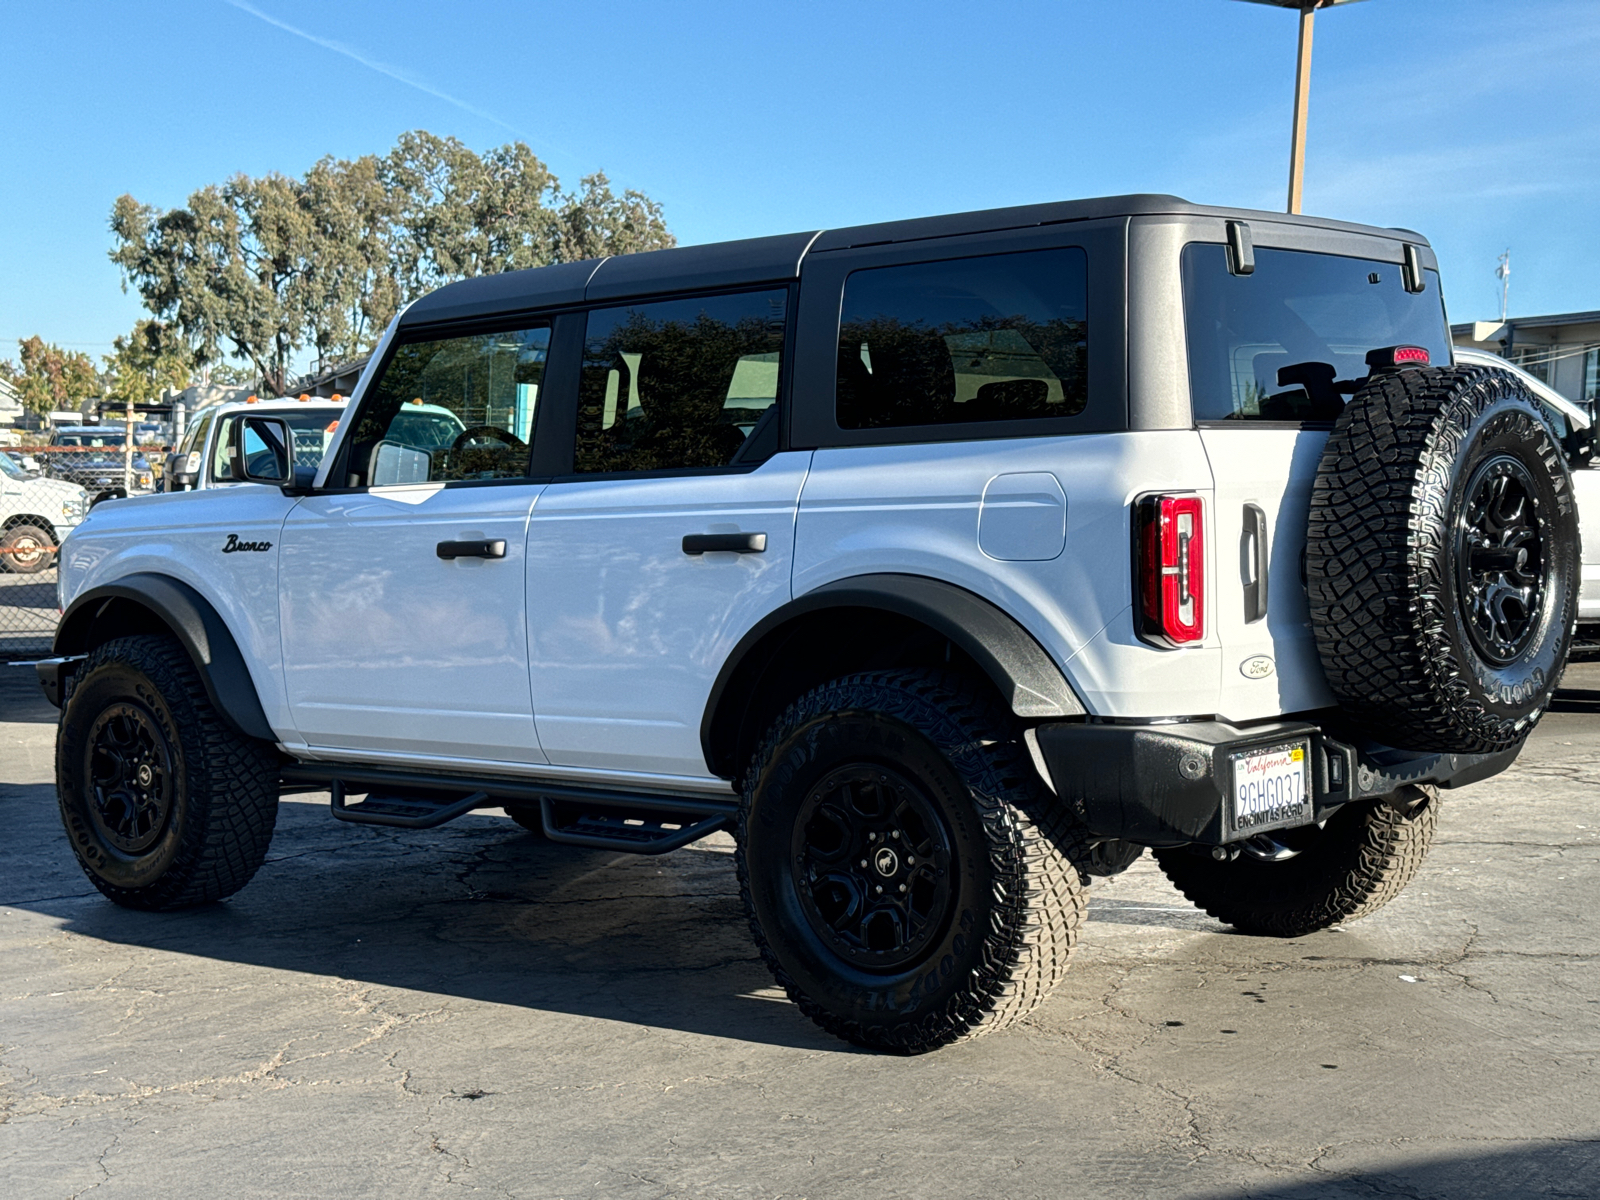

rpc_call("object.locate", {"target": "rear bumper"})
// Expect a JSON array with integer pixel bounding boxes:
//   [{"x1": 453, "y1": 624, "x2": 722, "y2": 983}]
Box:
[{"x1": 1033, "y1": 718, "x2": 1520, "y2": 848}]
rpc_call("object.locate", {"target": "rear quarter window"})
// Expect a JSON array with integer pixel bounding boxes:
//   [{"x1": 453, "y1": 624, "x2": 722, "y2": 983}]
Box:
[{"x1": 836, "y1": 248, "x2": 1088, "y2": 430}]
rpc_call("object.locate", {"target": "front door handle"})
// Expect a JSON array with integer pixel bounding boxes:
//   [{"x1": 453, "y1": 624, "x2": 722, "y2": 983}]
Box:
[
  {"x1": 682, "y1": 532, "x2": 767, "y2": 555},
  {"x1": 437, "y1": 539, "x2": 506, "y2": 560}
]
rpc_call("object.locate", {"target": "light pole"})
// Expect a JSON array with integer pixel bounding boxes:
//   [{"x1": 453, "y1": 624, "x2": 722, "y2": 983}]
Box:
[{"x1": 1234, "y1": 1, "x2": 1367, "y2": 214}]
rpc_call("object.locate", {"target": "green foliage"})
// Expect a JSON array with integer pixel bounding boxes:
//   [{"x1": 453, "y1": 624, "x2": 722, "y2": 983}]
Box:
[
  {"x1": 0, "y1": 336, "x2": 101, "y2": 418},
  {"x1": 109, "y1": 131, "x2": 674, "y2": 397},
  {"x1": 102, "y1": 319, "x2": 194, "y2": 410}
]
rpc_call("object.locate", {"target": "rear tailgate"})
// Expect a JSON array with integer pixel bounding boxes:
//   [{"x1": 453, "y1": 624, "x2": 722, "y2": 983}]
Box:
[
  {"x1": 1178, "y1": 235, "x2": 1453, "y2": 723},
  {"x1": 1200, "y1": 427, "x2": 1333, "y2": 720}
]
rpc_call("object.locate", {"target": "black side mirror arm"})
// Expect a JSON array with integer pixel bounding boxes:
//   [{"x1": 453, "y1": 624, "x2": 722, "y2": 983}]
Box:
[{"x1": 279, "y1": 465, "x2": 319, "y2": 496}]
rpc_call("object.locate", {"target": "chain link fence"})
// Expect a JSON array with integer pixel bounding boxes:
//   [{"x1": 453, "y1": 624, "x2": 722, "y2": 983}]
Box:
[
  {"x1": 9, "y1": 443, "x2": 161, "y2": 494},
  {"x1": 0, "y1": 557, "x2": 58, "y2": 661}
]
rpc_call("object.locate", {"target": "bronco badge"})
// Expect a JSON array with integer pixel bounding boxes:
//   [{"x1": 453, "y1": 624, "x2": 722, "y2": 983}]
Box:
[{"x1": 222, "y1": 534, "x2": 273, "y2": 553}]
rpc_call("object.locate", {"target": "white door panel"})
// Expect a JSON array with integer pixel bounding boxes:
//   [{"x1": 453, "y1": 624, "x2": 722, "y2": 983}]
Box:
[
  {"x1": 793, "y1": 432, "x2": 1223, "y2": 718},
  {"x1": 526, "y1": 453, "x2": 809, "y2": 776},
  {"x1": 1572, "y1": 468, "x2": 1600, "y2": 621},
  {"x1": 279, "y1": 483, "x2": 544, "y2": 763},
  {"x1": 1198, "y1": 427, "x2": 1335, "y2": 720}
]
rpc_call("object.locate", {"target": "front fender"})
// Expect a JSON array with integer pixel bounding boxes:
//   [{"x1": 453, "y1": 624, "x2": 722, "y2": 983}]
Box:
[{"x1": 53, "y1": 573, "x2": 275, "y2": 742}]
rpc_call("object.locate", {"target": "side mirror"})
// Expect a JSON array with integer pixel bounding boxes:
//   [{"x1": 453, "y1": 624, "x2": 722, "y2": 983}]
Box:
[{"x1": 238, "y1": 416, "x2": 293, "y2": 486}]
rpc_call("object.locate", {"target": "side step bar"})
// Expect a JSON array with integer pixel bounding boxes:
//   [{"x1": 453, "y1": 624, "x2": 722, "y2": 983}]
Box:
[
  {"x1": 281, "y1": 764, "x2": 737, "y2": 854},
  {"x1": 329, "y1": 780, "x2": 490, "y2": 829},
  {"x1": 537, "y1": 797, "x2": 729, "y2": 855}
]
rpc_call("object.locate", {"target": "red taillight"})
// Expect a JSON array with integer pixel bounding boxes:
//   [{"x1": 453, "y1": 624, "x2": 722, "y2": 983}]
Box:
[
  {"x1": 1365, "y1": 344, "x2": 1430, "y2": 371},
  {"x1": 1135, "y1": 494, "x2": 1205, "y2": 646}
]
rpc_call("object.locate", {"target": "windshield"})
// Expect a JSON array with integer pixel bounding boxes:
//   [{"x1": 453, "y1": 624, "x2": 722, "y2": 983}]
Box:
[
  {"x1": 0, "y1": 453, "x2": 26, "y2": 480},
  {"x1": 54, "y1": 432, "x2": 127, "y2": 448},
  {"x1": 1182, "y1": 244, "x2": 1451, "y2": 422}
]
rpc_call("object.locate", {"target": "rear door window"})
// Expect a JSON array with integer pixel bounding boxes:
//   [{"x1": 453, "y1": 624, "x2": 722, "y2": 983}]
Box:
[
  {"x1": 1182, "y1": 244, "x2": 1450, "y2": 422},
  {"x1": 835, "y1": 248, "x2": 1088, "y2": 430},
  {"x1": 574, "y1": 289, "x2": 787, "y2": 474}
]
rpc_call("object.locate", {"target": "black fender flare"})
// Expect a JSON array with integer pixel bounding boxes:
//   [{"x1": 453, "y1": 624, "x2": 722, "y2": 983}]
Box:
[
  {"x1": 54, "y1": 573, "x2": 276, "y2": 742},
  {"x1": 700, "y1": 573, "x2": 1085, "y2": 777}
]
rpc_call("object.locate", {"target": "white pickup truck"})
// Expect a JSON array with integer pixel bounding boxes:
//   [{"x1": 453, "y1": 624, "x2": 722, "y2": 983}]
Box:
[{"x1": 37, "y1": 195, "x2": 1581, "y2": 1053}]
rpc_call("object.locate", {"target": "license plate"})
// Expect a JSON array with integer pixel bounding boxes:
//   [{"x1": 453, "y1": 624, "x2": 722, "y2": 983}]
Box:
[{"x1": 1225, "y1": 741, "x2": 1313, "y2": 840}]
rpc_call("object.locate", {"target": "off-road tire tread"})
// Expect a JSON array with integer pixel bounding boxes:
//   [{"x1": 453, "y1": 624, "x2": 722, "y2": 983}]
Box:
[
  {"x1": 1154, "y1": 793, "x2": 1439, "y2": 937},
  {"x1": 736, "y1": 669, "x2": 1089, "y2": 1054},
  {"x1": 1307, "y1": 364, "x2": 1575, "y2": 752},
  {"x1": 60, "y1": 635, "x2": 279, "y2": 910}
]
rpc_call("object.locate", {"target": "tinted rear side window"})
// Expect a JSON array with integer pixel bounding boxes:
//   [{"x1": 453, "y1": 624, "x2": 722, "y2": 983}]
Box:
[
  {"x1": 836, "y1": 248, "x2": 1088, "y2": 430},
  {"x1": 575, "y1": 289, "x2": 787, "y2": 474},
  {"x1": 1182, "y1": 244, "x2": 1450, "y2": 422}
]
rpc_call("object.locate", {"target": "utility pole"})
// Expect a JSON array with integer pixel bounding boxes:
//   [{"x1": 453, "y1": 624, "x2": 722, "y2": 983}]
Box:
[
  {"x1": 1235, "y1": 1, "x2": 1368, "y2": 214},
  {"x1": 1287, "y1": 4, "x2": 1315, "y2": 214},
  {"x1": 1496, "y1": 250, "x2": 1511, "y2": 322}
]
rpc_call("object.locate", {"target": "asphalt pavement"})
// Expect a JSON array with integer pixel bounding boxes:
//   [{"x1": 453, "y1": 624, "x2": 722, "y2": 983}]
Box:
[{"x1": 1, "y1": 663, "x2": 1596, "y2": 1199}]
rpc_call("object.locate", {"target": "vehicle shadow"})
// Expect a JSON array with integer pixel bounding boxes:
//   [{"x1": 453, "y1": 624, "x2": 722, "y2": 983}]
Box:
[
  {"x1": 2, "y1": 784, "x2": 846, "y2": 1054},
  {"x1": 1186, "y1": 1140, "x2": 1600, "y2": 1200}
]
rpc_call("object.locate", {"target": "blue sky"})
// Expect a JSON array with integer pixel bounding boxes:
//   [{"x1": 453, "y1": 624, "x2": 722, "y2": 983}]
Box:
[{"x1": 3, "y1": 0, "x2": 1596, "y2": 370}]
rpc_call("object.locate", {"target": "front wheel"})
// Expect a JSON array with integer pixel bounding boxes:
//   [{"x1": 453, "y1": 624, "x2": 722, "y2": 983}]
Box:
[
  {"x1": 56, "y1": 635, "x2": 281, "y2": 909},
  {"x1": 737, "y1": 670, "x2": 1088, "y2": 1054},
  {"x1": 1153, "y1": 791, "x2": 1439, "y2": 937},
  {"x1": 1, "y1": 523, "x2": 56, "y2": 574}
]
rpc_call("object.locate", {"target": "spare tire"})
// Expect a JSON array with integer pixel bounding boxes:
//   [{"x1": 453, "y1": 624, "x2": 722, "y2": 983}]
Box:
[{"x1": 1307, "y1": 363, "x2": 1579, "y2": 753}]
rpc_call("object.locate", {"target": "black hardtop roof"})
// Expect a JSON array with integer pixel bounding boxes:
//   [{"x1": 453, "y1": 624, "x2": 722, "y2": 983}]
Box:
[{"x1": 399, "y1": 193, "x2": 1430, "y2": 328}]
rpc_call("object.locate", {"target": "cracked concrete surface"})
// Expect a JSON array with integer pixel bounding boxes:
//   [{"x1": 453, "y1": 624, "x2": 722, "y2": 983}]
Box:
[{"x1": 2, "y1": 667, "x2": 1597, "y2": 1199}]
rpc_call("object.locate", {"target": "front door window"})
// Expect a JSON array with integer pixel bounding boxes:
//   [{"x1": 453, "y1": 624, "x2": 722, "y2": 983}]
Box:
[{"x1": 344, "y1": 325, "x2": 550, "y2": 487}]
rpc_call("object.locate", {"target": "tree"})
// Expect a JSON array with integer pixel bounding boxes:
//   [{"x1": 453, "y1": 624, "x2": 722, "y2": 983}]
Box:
[
  {"x1": 0, "y1": 336, "x2": 101, "y2": 418},
  {"x1": 110, "y1": 172, "x2": 314, "y2": 397},
  {"x1": 109, "y1": 131, "x2": 676, "y2": 394},
  {"x1": 102, "y1": 319, "x2": 194, "y2": 410}
]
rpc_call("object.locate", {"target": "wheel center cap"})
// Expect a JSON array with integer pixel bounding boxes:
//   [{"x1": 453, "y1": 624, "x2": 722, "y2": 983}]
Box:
[
  {"x1": 136, "y1": 764, "x2": 153, "y2": 787},
  {"x1": 873, "y1": 846, "x2": 899, "y2": 877}
]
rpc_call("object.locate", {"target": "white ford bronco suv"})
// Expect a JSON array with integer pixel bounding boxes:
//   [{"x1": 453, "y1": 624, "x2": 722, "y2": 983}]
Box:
[{"x1": 40, "y1": 195, "x2": 1579, "y2": 1054}]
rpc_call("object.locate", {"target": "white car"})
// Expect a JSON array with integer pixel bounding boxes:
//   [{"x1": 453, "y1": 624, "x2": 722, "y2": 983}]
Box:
[
  {"x1": 0, "y1": 449, "x2": 88, "y2": 573},
  {"x1": 161, "y1": 397, "x2": 350, "y2": 492},
  {"x1": 1455, "y1": 345, "x2": 1600, "y2": 622},
  {"x1": 38, "y1": 195, "x2": 1582, "y2": 1054}
]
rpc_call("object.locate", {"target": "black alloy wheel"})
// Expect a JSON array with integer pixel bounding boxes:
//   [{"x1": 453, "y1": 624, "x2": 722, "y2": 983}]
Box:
[
  {"x1": 792, "y1": 765, "x2": 955, "y2": 972},
  {"x1": 1307, "y1": 364, "x2": 1579, "y2": 753},
  {"x1": 737, "y1": 669, "x2": 1089, "y2": 1054},
  {"x1": 57, "y1": 635, "x2": 280, "y2": 909},
  {"x1": 1457, "y1": 455, "x2": 1547, "y2": 665},
  {"x1": 85, "y1": 702, "x2": 175, "y2": 855}
]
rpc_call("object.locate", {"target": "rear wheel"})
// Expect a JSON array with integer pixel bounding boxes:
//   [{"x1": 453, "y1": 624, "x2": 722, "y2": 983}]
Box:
[
  {"x1": 1153, "y1": 791, "x2": 1438, "y2": 937},
  {"x1": 737, "y1": 669, "x2": 1088, "y2": 1054},
  {"x1": 56, "y1": 635, "x2": 280, "y2": 909},
  {"x1": 1, "y1": 522, "x2": 55, "y2": 574}
]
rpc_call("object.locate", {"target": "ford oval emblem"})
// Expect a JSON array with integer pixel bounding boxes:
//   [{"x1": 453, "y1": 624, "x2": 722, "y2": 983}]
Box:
[{"x1": 1241, "y1": 655, "x2": 1275, "y2": 680}]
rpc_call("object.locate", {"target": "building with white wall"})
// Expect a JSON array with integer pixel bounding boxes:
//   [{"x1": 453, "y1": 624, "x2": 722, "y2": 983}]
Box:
[{"x1": 1452, "y1": 311, "x2": 1600, "y2": 405}]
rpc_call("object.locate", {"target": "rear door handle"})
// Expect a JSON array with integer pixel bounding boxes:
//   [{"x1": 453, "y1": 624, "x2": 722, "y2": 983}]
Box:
[
  {"x1": 682, "y1": 532, "x2": 767, "y2": 555},
  {"x1": 1242, "y1": 504, "x2": 1268, "y2": 623},
  {"x1": 437, "y1": 539, "x2": 506, "y2": 560}
]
